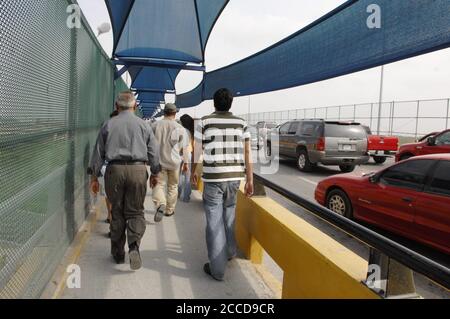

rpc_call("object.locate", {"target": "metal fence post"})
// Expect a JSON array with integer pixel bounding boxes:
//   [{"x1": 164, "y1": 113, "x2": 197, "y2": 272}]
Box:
[
  {"x1": 370, "y1": 103, "x2": 374, "y2": 130},
  {"x1": 314, "y1": 108, "x2": 317, "y2": 119},
  {"x1": 364, "y1": 248, "x2": 418, "y2": 299},
  {"x1": 377, "y1": 102, "x2": 382, "y2": 135},
  {"x1": 338, "y1": 106, "x2": 341, "y2": 120},
  {"x1": 325, "y1": 107, "x2": 328, "y2": 120},
  {"x1": 390, "y1": 101, "x2": 395, "y2": 135},
  {"x1": 353, "y1": 104, "x2": 356, "y2": 121},
  {"x1": 415, "y1": 100, "x2": 420, "y2": 139}
]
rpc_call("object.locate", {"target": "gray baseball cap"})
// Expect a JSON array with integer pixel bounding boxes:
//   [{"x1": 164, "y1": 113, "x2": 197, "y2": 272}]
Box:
[{"x1": 164, "y1": 103, "x2": 178, "y2": 113}]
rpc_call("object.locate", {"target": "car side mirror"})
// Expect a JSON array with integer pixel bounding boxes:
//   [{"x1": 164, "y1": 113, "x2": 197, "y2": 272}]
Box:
[
  {"x1": 427, "y1": 136, "x2": 436, "y2": 146},
  {"x1": 369, "y1": 174, "x2": 379, "y2": 184}
]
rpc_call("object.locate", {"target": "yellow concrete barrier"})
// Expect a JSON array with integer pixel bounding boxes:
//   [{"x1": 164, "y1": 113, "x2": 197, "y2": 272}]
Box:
[{"x1": 235, "y1": 186, "x2": 379, "y2": 299}]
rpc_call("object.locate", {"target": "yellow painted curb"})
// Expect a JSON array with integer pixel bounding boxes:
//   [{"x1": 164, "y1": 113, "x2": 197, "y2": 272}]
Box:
[
  {"x1": 41, "y1": 199, "x2": 104, "y2": 299},
  {"x1": 253, "y1": 264, "x2": 282, "y2": 299}
]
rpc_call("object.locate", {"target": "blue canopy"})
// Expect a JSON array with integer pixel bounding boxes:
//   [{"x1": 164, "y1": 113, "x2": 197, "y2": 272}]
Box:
[
  {"x1": 106, "y1": 0, "x2": 229, "y2": 113},
  {"x1": 177, "y1": 0, "x2": 450, "y2": 108},
  {"x1": 139, "y1": 102, "x2": 161, "y2": 118},
  {"x1": 129, "y1": 66, "x2": 179, "y2": 91},
  {"x1": 136, "y1": 91, "x2": 165, "y2": 104},
  {"x1": 106, "y1": 0, "x2": 229, "y2": 62}
]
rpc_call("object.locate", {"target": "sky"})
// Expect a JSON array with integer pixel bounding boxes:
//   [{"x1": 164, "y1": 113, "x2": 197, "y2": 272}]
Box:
[{"x1": 78, "y1": 0, "x2": 450, "y2": 119}]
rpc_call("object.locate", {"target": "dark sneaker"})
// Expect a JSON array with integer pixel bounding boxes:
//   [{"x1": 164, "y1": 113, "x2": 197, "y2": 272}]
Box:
[
  {"x1": 129, "y1": 247, "x2": 142, "y2": 270},
  {"x1": 203, "y1": 263, "x2": 223, "y2": 281},
  {"x1": 113, "y1": 254, "x2": 125, "y2": 264},
  {"x1": 154, "y1": 204, "x2": 165, "y2": 223}
]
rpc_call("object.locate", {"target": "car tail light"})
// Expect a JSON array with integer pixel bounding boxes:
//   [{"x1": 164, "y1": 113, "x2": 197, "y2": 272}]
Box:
[{"x1": 316, "y1": 137, "x2": 325, "y2": 151}]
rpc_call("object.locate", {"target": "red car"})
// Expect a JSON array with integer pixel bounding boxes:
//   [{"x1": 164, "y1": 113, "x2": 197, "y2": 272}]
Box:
[
  {"x1": 396, "y1": 129, "x2": 450, "y2": 162},
  {"x1": 315, "y1": 154, "x2": 450, "y2": 254},
  {"x1": 363, "y1": 126, "x2": 398, "y2": 164}
]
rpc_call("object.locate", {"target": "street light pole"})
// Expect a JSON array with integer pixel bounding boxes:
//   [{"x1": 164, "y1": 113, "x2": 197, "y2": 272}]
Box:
[
  {"x1": 248, "y1": 95, "x2": 251, "y2": 124},
  {"x1": 377, "y1": 65, "x2": 384, "y2": 135}
]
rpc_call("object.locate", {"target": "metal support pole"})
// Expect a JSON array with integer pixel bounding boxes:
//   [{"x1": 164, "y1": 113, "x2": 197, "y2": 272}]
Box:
[
  {"x1": 377, "y1": 65, "x2": 384, "y2": 135},
  {"x1": 415, "y1": 100, "x2": 420, "y2": 140},
  {"x1": 338, "y1": 106, "x2": 341, "y2": 120},
  {"x1": 370, "y1": 103, "x2": 374, "y2": 129},
  {"x1": 390, "y1": 101, "x2": 395, "y2": 135},
  {"x1": 247, "y1": 96, "x2": 251, "y2": 125},
  {"x1": 314, "y1": 108, "x2": 317, "y2": 119},
  {"x1": 325, "y1": 107, "x2": 328, "y2": 120},
  {"x1": 353, "y1": 104, "x2": 356, "y2": 121},
  {"x1": 364, "y1": 248, "x2": 418, "y2": 299}
]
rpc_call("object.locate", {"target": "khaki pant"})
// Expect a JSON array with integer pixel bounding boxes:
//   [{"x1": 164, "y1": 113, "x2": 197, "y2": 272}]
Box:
[
  {"x1": 105, "y1": 164, "x2": 148, "y2": 258},
  {"x1": 152, "y1": 168, "x2": 180, "y2": 214}
]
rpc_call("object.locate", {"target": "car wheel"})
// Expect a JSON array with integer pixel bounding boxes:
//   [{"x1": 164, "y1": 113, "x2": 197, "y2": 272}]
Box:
[
  {"x1": 326, "y1": 189, "x2": 353, "y2": 219},
  {"x1": 339, "y1": 164, "x2": 355, "y2": 173},
  {"x1": 373, "y1": 156, "x2": 387, "y2": 164},
  {"x1": 297, "y1": 150, "x2": 313, "y2": 172},
  {"x1": 399, "y1": 154, "x2": 413, "y2": 161}
]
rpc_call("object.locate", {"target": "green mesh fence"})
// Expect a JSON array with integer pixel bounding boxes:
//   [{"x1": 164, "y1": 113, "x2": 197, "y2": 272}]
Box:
[{"x1": 0, "y1": 0, "x2": 128, "y2": 298}]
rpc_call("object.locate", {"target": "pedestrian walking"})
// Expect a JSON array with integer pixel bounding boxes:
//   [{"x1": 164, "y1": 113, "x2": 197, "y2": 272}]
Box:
[
  {"x1": 98, "y1": 110, "x2": 119, "y2": 230},
  {"x1": 152, "y1": 103, "x2": 189, "y2": 222},
  {"x1": 191, "y1": 88, "x2": 254, "y2": 281},
  {"x1": 178, "y1": 114, "x2": 195, "y2": 202},
  {"x1": 88, "y1": 91, "x2": 161, "y2": 270}
]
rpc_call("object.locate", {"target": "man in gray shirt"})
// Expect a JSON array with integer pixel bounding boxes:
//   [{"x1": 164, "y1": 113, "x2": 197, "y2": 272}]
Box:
[{"x1": 89, "y1": 91, "x2": 161, "y2": 270}]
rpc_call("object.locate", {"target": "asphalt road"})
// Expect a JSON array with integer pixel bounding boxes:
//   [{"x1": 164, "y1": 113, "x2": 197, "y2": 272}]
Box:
[{"x1": 252, "y1": 151, "x2": 449, "y2": 299}]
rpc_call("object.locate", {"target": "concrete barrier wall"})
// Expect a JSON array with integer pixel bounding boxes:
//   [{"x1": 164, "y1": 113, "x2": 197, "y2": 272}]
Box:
[{"x1": 235, "y1": 186, "x2": 379, "y2": 299}]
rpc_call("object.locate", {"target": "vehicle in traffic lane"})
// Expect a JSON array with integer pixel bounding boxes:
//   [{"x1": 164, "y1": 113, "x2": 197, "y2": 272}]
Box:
[
  {"x1": 396, "y1": 129, "x2": 450, "y2": 162},
  {"x1": 256, "y1": 121, "x2": 278, "y2": 150},
  {"x1": 315, "y1": 154, "x2": 450, "y2": 255},
  {"x1": 248, "y1": 126, "x2": 258, "y2": 149},
  {"x1": 267, "y1": 120, "x2": 370, "y2": 173},
  {"x1": 417, "y1": 132, "x2": 439, "y2": 143},
  {"x1": 363, "y1": 126, "x2": 398, "y2": 164}
]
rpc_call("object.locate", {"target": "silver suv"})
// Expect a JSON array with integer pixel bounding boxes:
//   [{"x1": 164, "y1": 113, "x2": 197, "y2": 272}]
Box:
[{"x1": 267, "y1": 120, "x2": 370, "y2": 172}]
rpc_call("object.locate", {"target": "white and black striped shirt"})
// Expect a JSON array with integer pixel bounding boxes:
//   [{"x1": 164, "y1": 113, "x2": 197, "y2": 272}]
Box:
[{"x1": 195, "y1": 112, "x2": 251, "y2": 182}]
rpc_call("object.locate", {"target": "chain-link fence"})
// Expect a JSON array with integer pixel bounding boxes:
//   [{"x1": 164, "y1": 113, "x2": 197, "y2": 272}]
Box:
[
  {"x1": 240, "y1": 98, "x2": 450, "y2": 139},
  {"x1": 0, "y1": 0, "x2": 127, "y2": 298}
]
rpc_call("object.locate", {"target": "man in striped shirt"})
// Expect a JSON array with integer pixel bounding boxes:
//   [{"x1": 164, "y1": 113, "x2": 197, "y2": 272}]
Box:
[{"x1": 192, "y1": 88, "x2": 254, "y2": 281}]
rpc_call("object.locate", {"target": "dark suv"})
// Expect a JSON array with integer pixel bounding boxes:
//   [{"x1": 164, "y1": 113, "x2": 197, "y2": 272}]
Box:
[{"x1": 266, "y1": 120, "x2": 370, "y2": 172}]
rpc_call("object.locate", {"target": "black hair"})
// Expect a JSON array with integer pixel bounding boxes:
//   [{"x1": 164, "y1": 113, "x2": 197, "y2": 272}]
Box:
[
  {"x1": 180, "y1": 114, "x2": 195, "y2": 136},
  {"x1": 213, "y1": 88, "x2": 233, "y2": 112}
]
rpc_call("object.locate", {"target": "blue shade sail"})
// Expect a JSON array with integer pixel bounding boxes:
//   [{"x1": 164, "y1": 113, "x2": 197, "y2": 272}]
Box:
[
  {"x1": 106, "y1": 0, "x2": 229, "y2": 62},
  {"x1": 137, "y1": 92, "x2": 165, "y2": 104},
  {"x1": 105, "y1": 0, "x2": 135, "y2": 49},
  {"x1": 177, "y1": 0, "x2": 450, "y2": 108},
  {"x1": 129, "y1": 66, "x2": 180, "y2": 91},
  {"x1": 140, "y1": 102, "x2": 161, "y2": 118},
  {"x1": 195, "y1": 0, "x2": 230, "y2": 49}
]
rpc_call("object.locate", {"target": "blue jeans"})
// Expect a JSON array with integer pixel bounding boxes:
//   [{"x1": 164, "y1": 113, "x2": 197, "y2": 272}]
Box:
[
  {"x1": 178, "y1": 170, "x2": 192, "y2": 202},
  {"x1": 203, "y1": 181, "x2": 241, "y2": 280}
]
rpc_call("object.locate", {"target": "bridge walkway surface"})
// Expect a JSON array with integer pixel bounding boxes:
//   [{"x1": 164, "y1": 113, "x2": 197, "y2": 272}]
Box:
[{"x1": 54, "y1": 189, "x2": 274, "y2": 299}]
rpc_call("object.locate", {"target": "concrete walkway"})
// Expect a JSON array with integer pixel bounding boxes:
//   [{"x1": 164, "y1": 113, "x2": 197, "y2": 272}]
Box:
[{"x1": 61, "y1": 190, "x2": 274, "y2": 299}]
